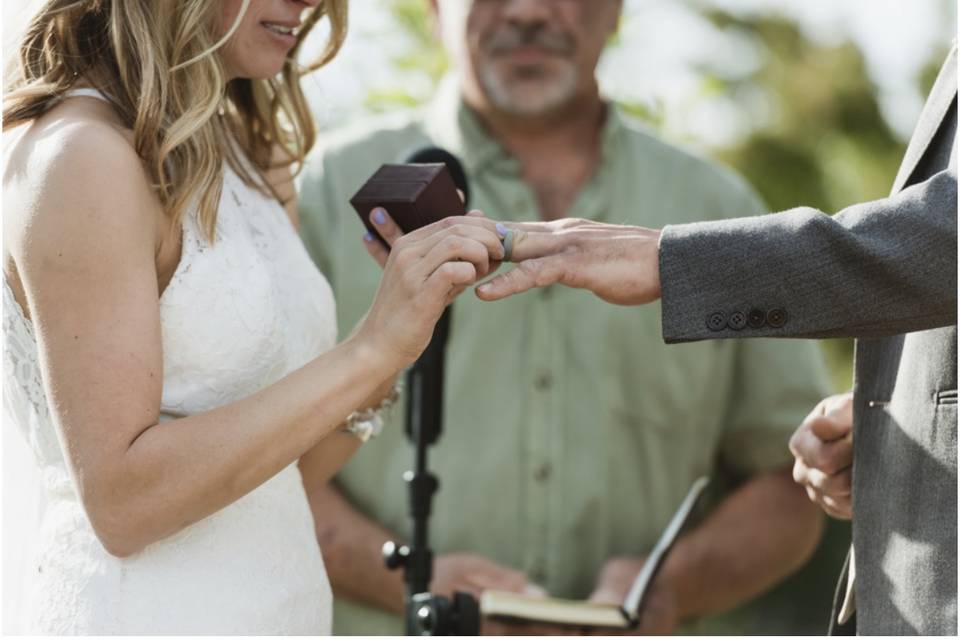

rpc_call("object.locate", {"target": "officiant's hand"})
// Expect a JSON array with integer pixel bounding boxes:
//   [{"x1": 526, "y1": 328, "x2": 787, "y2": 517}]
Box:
[
  {"x1": 356, "y1": 210, "x2": 504, "y2": 369},
  {"x1": 587, "y1": 556, "x2": 679, "y2": 635},
  {"x1": 474, "y1": 219, "x2": 662, "y2": 306},
  {"x1": 433, "y1": 552, "x2": 532, "y2": 599},
  {"x1": 430, "y1": 553, "x2": 565, "y2": 636}
]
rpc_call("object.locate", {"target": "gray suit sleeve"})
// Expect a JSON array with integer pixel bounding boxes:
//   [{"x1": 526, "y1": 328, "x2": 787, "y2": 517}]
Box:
[{"x1": 659, "y1": 167, "x2": 957, "y2": 343}]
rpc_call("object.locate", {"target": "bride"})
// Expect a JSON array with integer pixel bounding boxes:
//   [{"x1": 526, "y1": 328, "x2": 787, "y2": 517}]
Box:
[{"x1": 2, "y1": 0, "x2": 503, "y2": 633}]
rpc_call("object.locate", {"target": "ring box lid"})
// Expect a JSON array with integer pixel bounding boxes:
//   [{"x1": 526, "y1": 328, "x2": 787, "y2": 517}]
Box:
[{"x1": 350, "y1": 163, "x2": 466, "y2": 246}]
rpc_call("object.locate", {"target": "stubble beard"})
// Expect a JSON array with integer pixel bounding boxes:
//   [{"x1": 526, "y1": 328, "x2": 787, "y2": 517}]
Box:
[{"x1": 478, "y1": 62, "x2": 580, "y2": 118}]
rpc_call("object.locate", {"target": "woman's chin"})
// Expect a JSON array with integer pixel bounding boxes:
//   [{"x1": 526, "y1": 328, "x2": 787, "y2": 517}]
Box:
[{"x1": 233, "y1": 61, "x2": 288, "y2": 81}]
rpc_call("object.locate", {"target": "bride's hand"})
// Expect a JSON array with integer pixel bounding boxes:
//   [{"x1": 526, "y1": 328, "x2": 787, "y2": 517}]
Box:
[
  {"x1": 356, "y1": 208, "x2": 504, "y2": 370},
  {"x1": 361, "y1": 200, "x2": 485, "y2": 268}
]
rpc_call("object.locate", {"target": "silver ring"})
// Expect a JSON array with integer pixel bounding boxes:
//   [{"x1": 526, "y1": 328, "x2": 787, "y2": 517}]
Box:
[{"x1": 502, "y1": 229, "x2": 515, "y2": 262}]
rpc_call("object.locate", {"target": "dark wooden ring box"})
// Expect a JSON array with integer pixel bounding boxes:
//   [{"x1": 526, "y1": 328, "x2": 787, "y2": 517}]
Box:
[{"x1": 349, "y1": 163, "x2": 466, "y2": 248}]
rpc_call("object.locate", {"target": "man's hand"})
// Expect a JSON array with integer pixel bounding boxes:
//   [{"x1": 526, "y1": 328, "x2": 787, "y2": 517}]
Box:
[
  {"x1": 586, "y1": 557, "x2": 679, "y2": 636},
  {"x1": 433, "y1": 552, "x2": 538, "y2": 599},
  {"x1": 431, "y1": 553, "x2": 561, "y2": 635},
  {"x1": 474, "y1": 219, "x2": 662, "y2": 305},
  {"x1": 788, "y1": 392, "x2": 854, "y2": 520}
]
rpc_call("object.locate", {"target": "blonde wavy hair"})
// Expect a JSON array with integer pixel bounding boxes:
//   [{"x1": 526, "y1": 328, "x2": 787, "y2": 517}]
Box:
[{"x1": 2, "y1": 0, "x2": 348, "y2": 241}]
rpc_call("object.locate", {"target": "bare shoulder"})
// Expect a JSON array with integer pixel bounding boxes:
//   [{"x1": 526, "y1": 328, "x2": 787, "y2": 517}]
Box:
[{"x1": 4, "y1": 101, "x2": 160, "y2": 265}]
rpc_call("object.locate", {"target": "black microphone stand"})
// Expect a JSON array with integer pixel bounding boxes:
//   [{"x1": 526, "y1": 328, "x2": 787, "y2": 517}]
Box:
[{"x1": 382, "y1": 305, "x2": 481, "y2": 635}]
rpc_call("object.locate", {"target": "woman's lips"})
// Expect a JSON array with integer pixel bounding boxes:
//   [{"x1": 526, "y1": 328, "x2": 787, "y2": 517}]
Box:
[{"x1": 262, "y1": 21, "x2": 298, "y2": 47}]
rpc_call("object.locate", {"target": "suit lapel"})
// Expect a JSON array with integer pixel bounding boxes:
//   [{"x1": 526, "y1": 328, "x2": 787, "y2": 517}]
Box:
[{"x1": 891, "y1": 45, "x2": 958, "y2": 194}]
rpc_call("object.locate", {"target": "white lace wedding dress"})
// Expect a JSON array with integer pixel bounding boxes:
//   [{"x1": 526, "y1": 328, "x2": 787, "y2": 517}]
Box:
[{"x1": 3, "y1": 90, "x2": 338, "y2": 634}]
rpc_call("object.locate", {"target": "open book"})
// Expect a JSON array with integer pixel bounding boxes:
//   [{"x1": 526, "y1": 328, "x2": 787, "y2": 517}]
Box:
[{"x1": 480, "y1": 477, "x2": 710, "y2": 629}]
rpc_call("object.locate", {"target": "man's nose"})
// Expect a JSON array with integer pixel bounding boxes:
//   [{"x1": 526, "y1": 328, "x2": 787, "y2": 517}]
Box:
[{"x1": 499, "y1": 0, "x2": 553, "y2": 25}]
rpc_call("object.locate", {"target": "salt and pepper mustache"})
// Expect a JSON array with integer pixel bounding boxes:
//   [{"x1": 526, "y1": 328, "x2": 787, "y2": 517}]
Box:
[
  {"x1": 485, "y1": 23, "x2": 577, "y2": 57},
  {"x1": 479, "y1": 23, "x2": 579, "y2": 116}
]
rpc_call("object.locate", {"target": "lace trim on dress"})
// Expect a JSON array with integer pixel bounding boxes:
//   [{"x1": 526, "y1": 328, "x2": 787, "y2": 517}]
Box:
[{"x1": 3, "y1": 276, "x2": 48, "y2": 422}]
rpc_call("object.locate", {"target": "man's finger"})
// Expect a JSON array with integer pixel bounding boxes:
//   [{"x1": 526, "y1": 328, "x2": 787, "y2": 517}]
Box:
[
  {"x1": 805, "y1": 466, "x2": 852, "y2": 496},
  {"x1": 791, "y1": 421, "x2": 852, "y2": 475},
  {"x1": 808, "y1": 414, "x2": 852, "y2": 442},
  {"x1": 790, "y1": 425, "x2": 828, "y2": 466},
  {"x1": 502, "y1": 226, "x2": 567, "y2": 263},
  {"x1": 806, "y1": 436, "x2": 852, "y2": 476},
  {"x1": 805, "y1": 484, "x2": 853, "y2": 520},
  {"x1": 475, "y1": 256, "x2": 567, "y2": 301},
  {"x1": 822, "y1": 391, "x2": 854, "y2": 421},
  {"x1": 587, "y1": 586, "x2": 622, "y2": 606},
  {"x1": 821, "y1": 502, "x2": 852, "y2": 520},
  {"x1": 475, "y1": 562, "x2": 529, "y2": 593},
  {"x1": 819, "y1": 494, "x2": 853, "y2": 520},
  {"x1": 792, "y1": 457, "x2": 811, "y2": 486}
]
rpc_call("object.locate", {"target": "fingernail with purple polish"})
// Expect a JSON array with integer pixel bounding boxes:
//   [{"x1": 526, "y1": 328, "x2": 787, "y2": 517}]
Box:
[
  {"x1": 363, "y1": 232, "x2": 374, "y2": 243},
  {"x1": 495, "y1": 223, "x2": 507, "y2": 238},
  {"x1": 373, "y1": 208, "x2": 387, "y2": 225}
]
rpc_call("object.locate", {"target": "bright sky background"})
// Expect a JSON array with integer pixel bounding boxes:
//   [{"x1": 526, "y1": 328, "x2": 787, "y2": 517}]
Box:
[{"x1": 4, "y1": 1, "x2": 956, "y2": 145}]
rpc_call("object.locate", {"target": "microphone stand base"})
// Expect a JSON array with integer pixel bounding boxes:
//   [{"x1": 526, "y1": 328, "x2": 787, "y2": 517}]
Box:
[{"x1": 407, "y1": 591, "x2": 480, "y2": 636}]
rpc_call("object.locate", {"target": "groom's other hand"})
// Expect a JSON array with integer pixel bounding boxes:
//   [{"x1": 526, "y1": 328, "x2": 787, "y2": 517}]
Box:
[
  {"x1": 475, "y1": 219, "x2": 662, "y2": 306},
  {"x1": 788, "y1": 392, "x2": 854, "y2": 520}
]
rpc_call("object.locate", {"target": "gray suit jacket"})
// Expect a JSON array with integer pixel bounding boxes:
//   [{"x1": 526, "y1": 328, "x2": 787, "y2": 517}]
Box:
[{"x1": 658, "y1": 46, "x2": 957, "y2": 635}]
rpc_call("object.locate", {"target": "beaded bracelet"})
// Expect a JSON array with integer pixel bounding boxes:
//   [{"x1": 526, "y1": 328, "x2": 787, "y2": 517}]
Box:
[{"x1": 343, "y1": 379, "x2": 403, "y2": 442}]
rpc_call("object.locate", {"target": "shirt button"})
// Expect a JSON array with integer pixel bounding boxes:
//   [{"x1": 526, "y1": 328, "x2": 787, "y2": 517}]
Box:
[
  {"x1": 706, "y1": 311, "x2": 726, "y2": 331},
  {"x1": 534, "y1": 372, "x2": 553, "y2": 391},
  {"x1": 727, "y1": 310, "x2": 747, "y2": 330},
  {"x1": 533, "y1": 462, "x2": 552, "y2": 482},
  {"x1": 747, "y1": 308, "x2": 766, "y2": 329},
  {"x1": 767, "y1": 308, "x2": 788, "y2": 328}
]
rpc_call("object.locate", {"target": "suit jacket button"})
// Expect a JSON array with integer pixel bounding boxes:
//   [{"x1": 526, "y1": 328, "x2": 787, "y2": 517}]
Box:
[
  {"x1": 728, "y1": 311, "x2": 747, "y2": 330},
  {"x1": 767, "y1": 308, "x2": 788, "y2": 328},
  {"x1": 747, "y1": 308, "x2": 766, "y2": 329},
  {"x1": 706, "y1": 311, "x2": 726, "y2": 331}
]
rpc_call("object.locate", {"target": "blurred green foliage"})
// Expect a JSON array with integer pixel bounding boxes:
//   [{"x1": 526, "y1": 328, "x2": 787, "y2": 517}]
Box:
[
  {"x1": 675, "y1": 10, "x2": 907, "y2": 395},
  {"x1": 363, "y1": 0, "x2": 953, "y2": 634},
  {"x1": 364, "y1": 0, "x2": 448, "y2": 111},
  {"x1": 370, "y1": 0, "x2": 950, "y2": 395}
]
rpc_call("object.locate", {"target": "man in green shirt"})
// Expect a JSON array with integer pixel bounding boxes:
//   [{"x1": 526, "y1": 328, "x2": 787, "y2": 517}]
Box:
[{"x1": 299, "y1": 0, "x2": 832, "y2": 634}]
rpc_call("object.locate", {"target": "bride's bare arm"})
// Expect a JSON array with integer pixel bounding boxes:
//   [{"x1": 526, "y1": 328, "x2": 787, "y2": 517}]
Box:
[{"x1": 4, "y1": 122, "x2": 502, "y2": 558}]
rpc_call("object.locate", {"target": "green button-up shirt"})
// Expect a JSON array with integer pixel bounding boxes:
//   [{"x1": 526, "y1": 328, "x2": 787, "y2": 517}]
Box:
[{"x1": 299, "y1": 79, "x2": 831, "y2": 635}]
